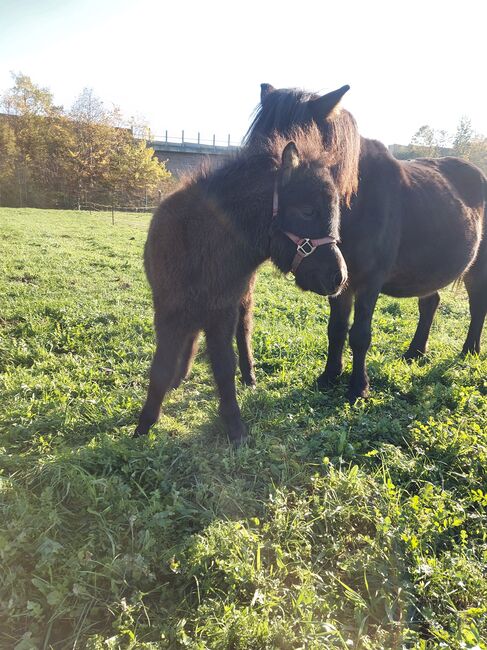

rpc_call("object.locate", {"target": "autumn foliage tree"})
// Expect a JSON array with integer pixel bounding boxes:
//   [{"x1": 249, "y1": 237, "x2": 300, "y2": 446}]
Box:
[{"x1": 0, "y1": 74, "x2": 170, "y2": 208}]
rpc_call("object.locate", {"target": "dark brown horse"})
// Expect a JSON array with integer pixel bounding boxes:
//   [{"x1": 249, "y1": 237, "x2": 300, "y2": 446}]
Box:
[
  {"x1": 246, "y1": 84, "x2": 487, "y2": 400},
  {"x1": 135, "y1": 126, "x2": 348, "y2": 444}
]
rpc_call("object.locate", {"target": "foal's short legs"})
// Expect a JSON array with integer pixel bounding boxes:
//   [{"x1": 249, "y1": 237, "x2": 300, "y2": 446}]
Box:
[
  {"x1": 317, "y1": 289, "x2": 353, "y2": 389},
  {"x1": 348, "y1": 287, "x2": 380, "y2": 401},
  {"x1": 403, "y1": 292, "x2": 440, "y2": 361},
  {"x1": 134, "y1": 316, "x2": 189, "y2": 437},
  {"x1": 236, "y1": 274, "x2": 256, "y2": 387},
  {"x1": 205, "y1": 309, "x2": 247, "y2": 445}
]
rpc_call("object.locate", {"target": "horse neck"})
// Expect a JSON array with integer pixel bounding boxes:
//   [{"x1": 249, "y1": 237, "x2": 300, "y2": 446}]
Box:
[{"x1": 204, "y1": 155, "x2": 277, "y2": 262}]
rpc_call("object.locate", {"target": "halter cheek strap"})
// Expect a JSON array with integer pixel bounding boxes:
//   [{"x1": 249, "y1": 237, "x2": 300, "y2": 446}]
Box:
[{"x1": 272, "y1": 180, "x2": 338, "y2": 275}]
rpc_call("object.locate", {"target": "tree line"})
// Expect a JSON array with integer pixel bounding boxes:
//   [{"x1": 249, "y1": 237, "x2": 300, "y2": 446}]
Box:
[
  {"x1": 394, "y1": 117, "x2": 487, "y2": 173},
  {"x1": 0, "y1": 74, "x2": 174, "y2": 209},
  {"x1": 1, "y1": 74, "x2": 486, "y2": 210}
]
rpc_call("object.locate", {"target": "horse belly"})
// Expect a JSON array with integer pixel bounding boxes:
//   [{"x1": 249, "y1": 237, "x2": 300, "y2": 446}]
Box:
[{"x1": 382, "y1": 224, "x2": 481, "y2": 298}]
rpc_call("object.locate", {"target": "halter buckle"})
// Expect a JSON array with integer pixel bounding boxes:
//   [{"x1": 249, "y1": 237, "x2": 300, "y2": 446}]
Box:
[{"x1": 296, "y1": 239, "x2": 316, "y2": 256}]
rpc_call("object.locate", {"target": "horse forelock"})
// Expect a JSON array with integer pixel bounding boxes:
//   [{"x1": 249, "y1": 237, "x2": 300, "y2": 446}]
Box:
[
  {"x1": 245, "y1": 87, "x2": 360, "y2": 207},
  {"x1": 262, "y1": 123, "x2": 328, "y2": 170},
  {"x1": 244, "y1": 88, "x2": 318, "y2": 145}
]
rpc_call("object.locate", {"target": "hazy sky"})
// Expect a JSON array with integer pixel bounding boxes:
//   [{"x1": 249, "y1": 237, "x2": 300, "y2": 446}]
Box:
[{"x1": 0, "y1": 0, "x2": 485, "y2": 145}]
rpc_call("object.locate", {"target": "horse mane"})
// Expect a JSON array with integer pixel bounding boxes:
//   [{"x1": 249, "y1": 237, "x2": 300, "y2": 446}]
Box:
[
  {"x1": 259, "y1": 122, "x2": 328, "y2": 170},
  {"x1": 244, "y1": 87, "x2": 361, "y2": 206},
  {"x1": 244, "y1": 88, "x2": 319, "y2": 143},
  {"x1": 182, "y1": 123, "x2": 328, "y2": 191}
]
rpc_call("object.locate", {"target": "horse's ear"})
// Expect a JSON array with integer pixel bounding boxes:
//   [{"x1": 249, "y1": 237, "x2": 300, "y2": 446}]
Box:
[
  {"x1": 310, "y1": 84, "x2": 350, "y2": 120},
  {"x1": 281, "y1": 141, "x2": 300, "y2": 186},
  {"x1": 260, "y1": 83, "x2": 275, "y2": 102}
]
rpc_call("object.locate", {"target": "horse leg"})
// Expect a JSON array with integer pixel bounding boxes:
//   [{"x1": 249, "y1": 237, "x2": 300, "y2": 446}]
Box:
[
  {"x1": 462, "y1": 267, "x2": 487, "y2": 355},
  {"x1": 403, "y1": 292, "x2": 440, "y2": 361},
  {"x1": 348, "y1": 287, "x2": 380, "y2": 401},
  {"x1": 205, "y1": 309, "x2": 247, "y2": 445},
  {"x1": 236, "y1": 274, "x2": 256, "y2": 387},
  {"x1": 134, "y1": 316, "x2": 189, "y2": 437},
  {"x1": 171, "y1": 333, "x2": 200, "y2": 389},
  {"x1": 317, "y1": 288, "x2": 354, "y2": 389}
]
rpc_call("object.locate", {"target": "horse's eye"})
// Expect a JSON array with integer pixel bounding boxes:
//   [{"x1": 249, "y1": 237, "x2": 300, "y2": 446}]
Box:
[{"x1": 301, "y1": 206, "x2": 315, "y2": 218}]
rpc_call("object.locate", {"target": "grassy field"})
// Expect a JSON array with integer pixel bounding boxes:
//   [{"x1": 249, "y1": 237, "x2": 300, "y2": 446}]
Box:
[{"x1": 1, "y1": 207, "x2": 486, "y2": 650}]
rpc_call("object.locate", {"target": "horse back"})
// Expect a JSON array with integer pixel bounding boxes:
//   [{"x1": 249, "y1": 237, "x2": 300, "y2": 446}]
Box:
[{"x1": 411, "y1": 156, "x2": 486, "y2": 211}]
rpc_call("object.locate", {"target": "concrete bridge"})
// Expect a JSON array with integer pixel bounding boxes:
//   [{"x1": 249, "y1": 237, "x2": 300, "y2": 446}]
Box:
[{"x1": 149, "y1": 132, "x2": 240, "y2": 176}]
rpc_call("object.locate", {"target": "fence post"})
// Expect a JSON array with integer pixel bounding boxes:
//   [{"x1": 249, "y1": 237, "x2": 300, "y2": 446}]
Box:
[
  {"x1": 182, "y1": 130, "x2": 184, "y2": 145},
  {"x1": 198, "y1": 132, "x2": 200, "y2": 144},
  {"x1": 213, "y1": 134, "x2": 215, "y2": 148},
  {"x1": 228, "y1": 134, "x2": 231, "y2": 146},
  {"x1": 165, "y1": 130, "x2": 168, "y2": 143}
]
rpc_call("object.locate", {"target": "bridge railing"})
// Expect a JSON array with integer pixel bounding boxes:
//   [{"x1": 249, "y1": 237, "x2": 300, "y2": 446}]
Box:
[{"x1": 150, "y1": 130, "x2": 241, "y2": 148}]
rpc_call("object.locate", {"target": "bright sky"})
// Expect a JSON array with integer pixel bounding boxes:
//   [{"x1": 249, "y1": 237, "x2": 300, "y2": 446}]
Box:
[{"x1": 0, "y1": 0, "x2": 485, "y2": 146}]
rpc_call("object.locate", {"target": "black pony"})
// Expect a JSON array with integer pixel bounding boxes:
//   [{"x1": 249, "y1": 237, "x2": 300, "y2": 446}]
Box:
[
  {"x1": 135, "y1": 126, "x2": 347, "y2": 444},
  {"x1": 246, "y1": 84, "x2": 487, "y2": 400}
]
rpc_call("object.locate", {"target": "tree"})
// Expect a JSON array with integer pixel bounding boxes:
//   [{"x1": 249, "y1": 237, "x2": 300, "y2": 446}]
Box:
[
  {"x1": 0, "y1": 73, "x2": 72, "y2": 206},
  {"x1": 408, "y1": 125, "x2": 447, "y2": 158},
  {"x1": 67, "y1": 89, "x2": 117, "y2": 206},
  {"x1": 67, "y1": 88, "x2": 170, "y2": 207},
  {"x1": 468, "y1": 135, "x2": 487, "y2": 174},
  {"x1": 0, "y1": 72, "x2": 61, "y2": 118},
  {"x1": 452, "y1": 116, "x2": 473, "y2": 159},
  {"x1": 0, "y1": 119, "x2": 19, "y2": 204},
  {"x1": 0, "y1": 74, "x2": 171, "y2": 208},
  {"x1": 109, "y1": 139, "x2": 170, "y2": 205}
]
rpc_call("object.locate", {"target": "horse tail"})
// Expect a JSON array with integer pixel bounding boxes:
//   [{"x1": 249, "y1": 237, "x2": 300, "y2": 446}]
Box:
[
  {"x1": 452, "y1": 169, "x2": 487, "y2": 292},
  {"x1": 481, "y1": 172, "x2": 487, "y2": 241},
  {"x1": 466, "y1": 171, "x2": 487, "y2": 280}
]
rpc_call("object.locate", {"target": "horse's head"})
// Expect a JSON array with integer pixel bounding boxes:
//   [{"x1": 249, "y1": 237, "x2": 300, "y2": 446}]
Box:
[
  {"x1": 270, "y1": 134, "x2": 348, "y2": 297},
  {"x1": 246, "y1": 83, "x2": 359, "y2": 208}
]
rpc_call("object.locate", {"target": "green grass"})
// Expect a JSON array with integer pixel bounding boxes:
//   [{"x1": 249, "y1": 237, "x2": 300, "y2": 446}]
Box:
[{"x1": 1, "y1": 207, "x2": 486, "y2": 650}]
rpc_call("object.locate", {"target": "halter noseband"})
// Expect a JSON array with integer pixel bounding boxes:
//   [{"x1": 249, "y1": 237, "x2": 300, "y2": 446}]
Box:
[{"x1": 272, "y1": 180, "x2": 338, "y2": 275}]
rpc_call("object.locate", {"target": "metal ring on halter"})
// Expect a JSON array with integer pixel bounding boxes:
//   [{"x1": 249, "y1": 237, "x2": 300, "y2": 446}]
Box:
[{"x1": 296, "y1": 239, "x2": 316, "y2": 257}]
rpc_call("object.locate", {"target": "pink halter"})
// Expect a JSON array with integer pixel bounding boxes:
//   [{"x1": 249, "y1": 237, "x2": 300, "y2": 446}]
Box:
[{"x1": 272, "y1": 181, "x2": 338, "y2": 274}]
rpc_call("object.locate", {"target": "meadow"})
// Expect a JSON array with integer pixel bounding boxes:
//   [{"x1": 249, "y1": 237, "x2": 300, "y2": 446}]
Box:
[{"x1": 1, "y1": 207, "x2": 486, "y2": 649}]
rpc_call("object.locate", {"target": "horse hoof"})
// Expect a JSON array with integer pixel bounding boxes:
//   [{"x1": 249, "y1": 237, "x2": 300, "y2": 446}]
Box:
[
  {"x1": 228, "y1": 422, "x2": 248, "y2": 447},
  {"x1": 402, "y1": 349, "x2": 424, "y2": 363},
  {"x1": 316, "y1": 371, "x2": 340, "y2": 391},
  {"x1": 460, "y1": 346, "x2": 479, "y2": 358},
  {"x1": 241, "y1": 374, "x2": 257, "y2": 389},
  {"x1": 347, "y1": 386, "x2": 369, "y2": 403},
  {"x1": 133, "y1": 423, "x2": 150, "y2": 438}
]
